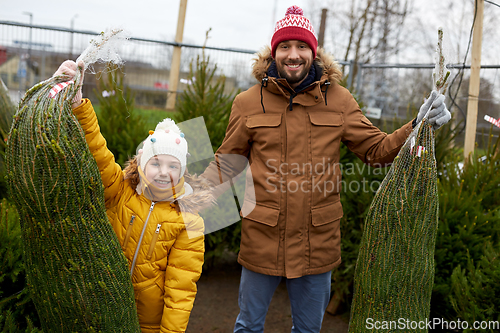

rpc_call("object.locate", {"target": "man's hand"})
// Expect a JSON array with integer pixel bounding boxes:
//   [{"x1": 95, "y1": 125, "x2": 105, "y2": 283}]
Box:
[
  {"x1": 53, "y1": 60, "x2": 85, "y2": 109},
  {"x1": 416, "y1": 90, "x2": 451, "y2": 130}
]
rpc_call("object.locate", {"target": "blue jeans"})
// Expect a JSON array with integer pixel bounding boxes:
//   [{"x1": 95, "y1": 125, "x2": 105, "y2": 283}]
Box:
[{"x1": 233, "y1": 267, "x2": 331, "y2": 333}]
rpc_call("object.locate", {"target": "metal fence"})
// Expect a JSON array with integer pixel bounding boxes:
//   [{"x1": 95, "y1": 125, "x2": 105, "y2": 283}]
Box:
[
  {"x1": 1, "y1": 21, "x2": 499, "y2": 146},
  {"x1": 0, "y1": 21, "x2": 257, "y2": 107}
]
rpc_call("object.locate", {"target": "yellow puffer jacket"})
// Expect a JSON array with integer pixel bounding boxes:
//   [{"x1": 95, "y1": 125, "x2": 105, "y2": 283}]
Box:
[{"x1": 73, "y1": 99, "x2": 209, "y2": 333}]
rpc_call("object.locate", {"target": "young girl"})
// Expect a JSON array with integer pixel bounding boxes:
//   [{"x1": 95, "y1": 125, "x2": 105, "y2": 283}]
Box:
[{"x1": 54, "y1": 61, "x2": 212, "y2": 333}]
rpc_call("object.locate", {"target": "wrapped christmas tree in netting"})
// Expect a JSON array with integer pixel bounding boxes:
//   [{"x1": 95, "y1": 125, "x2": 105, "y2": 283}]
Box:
[
  {"x1": 5, "y1": 29, "x2": 141, "y2": 332},
  {"x1": 348, "y1": 29, "x2": 450, "y2": 333}
]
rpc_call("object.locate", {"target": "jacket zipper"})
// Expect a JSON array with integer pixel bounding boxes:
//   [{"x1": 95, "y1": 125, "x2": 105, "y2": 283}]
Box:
[
  {"x1": 282, "y1": 106, "x2": 288, "y2": 274},
  {"x1": 146, "y1": 224, "x2": 162, "y2": 260},
  {"x1": 122, "y1": 215, "x2": 136, "y2": 250},
  {"x1": 130, "y1": 201, "x2": 155, "y2": 275}
]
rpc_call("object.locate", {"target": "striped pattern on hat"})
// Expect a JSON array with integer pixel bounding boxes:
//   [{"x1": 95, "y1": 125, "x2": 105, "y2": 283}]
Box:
[{"x1": 271, "y1": 5, "x2": 318, "y2": 58}]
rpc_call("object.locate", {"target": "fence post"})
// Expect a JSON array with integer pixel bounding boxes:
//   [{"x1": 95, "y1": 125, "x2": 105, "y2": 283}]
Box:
[
  {"x1": 347, "y1": 60, "x2": 354, "y2": 89},
  {"x1": 355, "y1": 62, "x2": 363, "y2": 94},
  {"x1": 464, "y1": 0, "x2": 484, "y2": 159},
  {"x1": 166, "y1": 0, "x2": 188, "y2": 111},
  {"x1": 318, "y1": 9, "x2": 328, "y2": 48}
]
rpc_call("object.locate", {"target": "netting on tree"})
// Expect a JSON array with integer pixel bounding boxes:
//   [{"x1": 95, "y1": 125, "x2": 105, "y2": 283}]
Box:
[
  {"x1": 348, "y1": 118, "x2": 439, "y2": 332},
  {"x1": 348, "y1": 29, "x2": 449, "y2": 333},
  {"x1": 5, "y1": 28, "x2": 140, "y2": 332}
]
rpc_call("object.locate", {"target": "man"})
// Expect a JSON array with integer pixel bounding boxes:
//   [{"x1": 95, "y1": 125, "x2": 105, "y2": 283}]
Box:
[{"x1": 202, "y1": 5, "x2": 450, "y2": 332}]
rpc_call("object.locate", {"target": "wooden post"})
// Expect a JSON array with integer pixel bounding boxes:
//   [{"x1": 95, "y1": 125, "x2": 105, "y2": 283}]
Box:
[
  {"x1": 464, "y1": 0, "x2": 484, "y2": 159},
  {"x1": 166, "y1": 0, "x2": 188, "y2": 110},
  {"x1": 318, "y1": 9, "x2": 328, "y2": 48}
]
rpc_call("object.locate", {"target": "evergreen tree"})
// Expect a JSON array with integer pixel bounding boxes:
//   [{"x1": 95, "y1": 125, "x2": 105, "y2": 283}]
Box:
[
  {"x1": 95, "y1": 65, "x2": 146, "y2": 167},
  {"x1": 174, "y1": 54, "x2": 237, "y2": 153},
  {"x1": 6, "y1": 67, "x2": 140, "y2": 332},
  {"x1": 349, "y1": 30, "x2": 450, "y2": 332},
  {"x1": 0, "y1": 199, "x2": 41, "y2": 332},
  {"x1": 431, "y1": 127, "x2": 500, "y2": 321},
  {"x1": 449, "y1": 241, "x2": 500, "y2": 333},
  {"x1": 173, "y1": 50, "x2": 240, "y2": 265}
]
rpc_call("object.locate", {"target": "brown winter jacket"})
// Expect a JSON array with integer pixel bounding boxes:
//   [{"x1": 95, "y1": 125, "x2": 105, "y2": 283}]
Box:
[{"x1": 202, "y1": 46, "x2": 413, "y2": 279}]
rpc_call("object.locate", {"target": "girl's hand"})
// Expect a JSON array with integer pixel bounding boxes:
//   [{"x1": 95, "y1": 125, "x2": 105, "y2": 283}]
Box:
[{"x1": 53, "y1": 60, "x2": 85, "y2": 108}]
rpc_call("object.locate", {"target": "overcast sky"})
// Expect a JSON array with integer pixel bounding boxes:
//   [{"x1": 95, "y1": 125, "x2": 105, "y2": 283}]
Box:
[
  {"x1": 2, "y1": 0, "x2": 500, "y2": 65},
  {"x1": 2, "y1": 0, "x2": 314, "y2": 52}
]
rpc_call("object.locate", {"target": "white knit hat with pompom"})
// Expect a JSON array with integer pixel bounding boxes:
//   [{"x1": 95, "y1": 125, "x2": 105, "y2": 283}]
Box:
[{"x1": 139, "y1": 118, "x2": 188, "y2": 177}]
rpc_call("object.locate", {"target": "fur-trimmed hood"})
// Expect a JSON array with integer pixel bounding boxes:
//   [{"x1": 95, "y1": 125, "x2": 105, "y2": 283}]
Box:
[
  {"x1": 252, "y1": 45, "x2": 342, "y2": 84},
  {"x1": 123, "y1": 156, "x2": 215, "y2": 214}
]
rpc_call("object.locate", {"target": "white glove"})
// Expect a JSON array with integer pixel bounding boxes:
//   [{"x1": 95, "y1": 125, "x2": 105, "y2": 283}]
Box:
[
  {"x1": 416, "y1": 90, "x2": 451, "y2": 130},
  {"x1": 53, "y1": 60, "x2": 85, "y2": 109}
]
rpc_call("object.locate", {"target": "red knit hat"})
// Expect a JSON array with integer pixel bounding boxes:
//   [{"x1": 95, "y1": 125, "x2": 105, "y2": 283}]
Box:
[{"x1": 271, "y1": 5, "x2": 318, "y2": 59}]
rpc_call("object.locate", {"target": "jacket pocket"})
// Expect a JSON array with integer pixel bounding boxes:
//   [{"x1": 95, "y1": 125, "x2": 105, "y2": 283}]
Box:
[
  {"x1": 311, "y1": 200, "x2": 343, "y2": 226},
  {"x1": 239, "y1": 203, "x2": 280, "y2": 269},
  {"x1": 242, "y1": 201, "x2": 279, "y2": 227},
  {"x1": 246, "y1": 113, "x2": 282, "y2": 157},
  {"x1": 308, "y1": 112, "x2": 343, "y2": 157},
  {"x1": 309, "y1": 202, "x2": 343, "y2": 268},
  {"x1": 246, "y1": 114, "x2": 283, "y2": 200},
  {"x1": 134, "y1": 272, "x2": 165, "y2": 325},
  {"x1": 246, "y1": 113, "x2": 282, "y2": 128},
  {"x1": 122, "y1": 215, "x2": 136, "y2": 250},
  {"x1": 147, "y1": 223, "x2": 162, "y2": 260},
  {"x1": 309, "y1": 112, "x2": 343, "y2": 126}
]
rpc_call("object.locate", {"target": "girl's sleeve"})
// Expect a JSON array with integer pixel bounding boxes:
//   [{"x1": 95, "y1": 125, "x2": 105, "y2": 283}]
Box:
[
  {"x1": 72, "y1": 99, "x2": 125, "y2": 208},
  {"x1": 161, "y1": 216, "x2": 205, "y2": 332}
]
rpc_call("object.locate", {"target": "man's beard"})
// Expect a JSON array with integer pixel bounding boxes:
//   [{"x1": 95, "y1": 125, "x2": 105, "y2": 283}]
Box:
[{"x1": 277, "y1": 62, "x2": 310, "y2": 85}]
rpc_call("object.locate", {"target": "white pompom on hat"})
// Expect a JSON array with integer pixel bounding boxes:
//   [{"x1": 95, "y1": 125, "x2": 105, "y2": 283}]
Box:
[{"x1": 139, "y1": 118, "x2": 188, "y2": 177}]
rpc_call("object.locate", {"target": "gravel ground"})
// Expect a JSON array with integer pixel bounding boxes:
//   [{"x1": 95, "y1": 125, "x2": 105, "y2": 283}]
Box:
[{"x1": 186, "y1": 256, "x2": 350, "y2": 333}]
